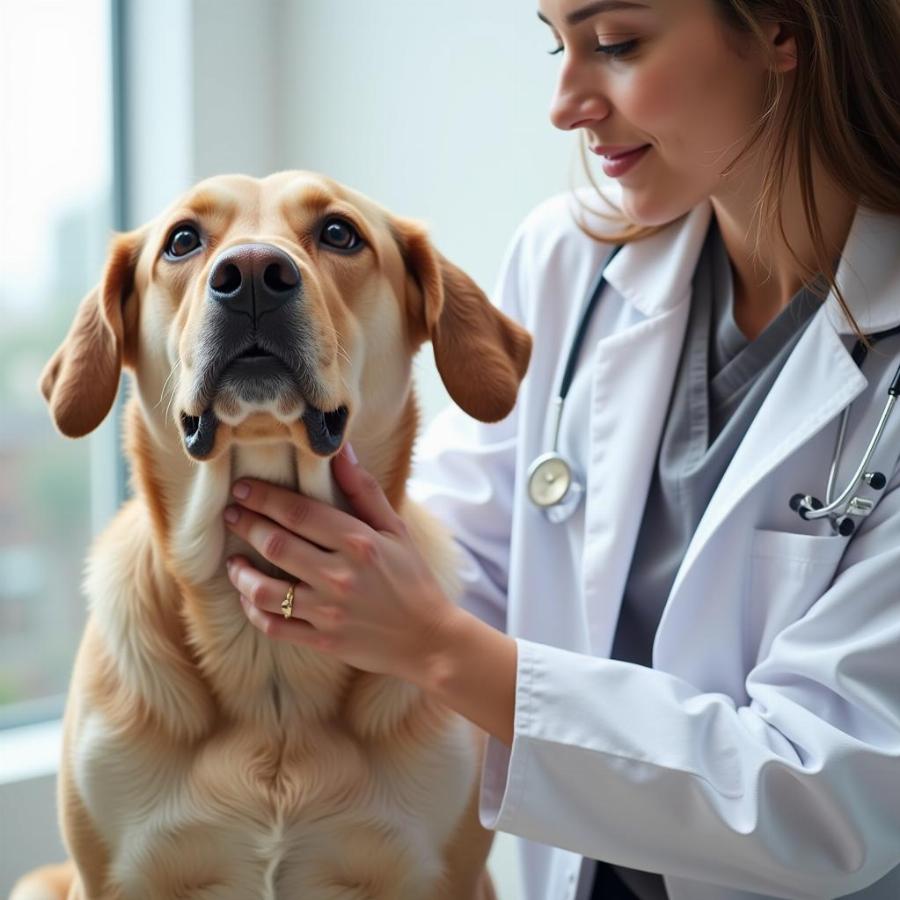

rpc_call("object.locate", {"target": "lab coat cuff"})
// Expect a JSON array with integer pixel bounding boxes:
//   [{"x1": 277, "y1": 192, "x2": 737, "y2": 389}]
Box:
[{"x1": 478, "y1": 637, "x2": 538, "y2": 831}]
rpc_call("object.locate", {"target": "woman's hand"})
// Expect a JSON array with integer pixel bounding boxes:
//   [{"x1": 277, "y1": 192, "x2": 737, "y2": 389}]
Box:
[{"x1": 223, "y1": 444, "x2": 459, "y2": 684}]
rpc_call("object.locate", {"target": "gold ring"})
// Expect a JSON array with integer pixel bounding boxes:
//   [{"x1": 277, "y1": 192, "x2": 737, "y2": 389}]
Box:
[{"x1": 281, "y1": 582, "x2": 296, "y2": 619}]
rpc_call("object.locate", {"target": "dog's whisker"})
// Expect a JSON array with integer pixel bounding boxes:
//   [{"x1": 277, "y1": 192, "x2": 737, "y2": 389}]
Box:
[
  {"x1": 163, "y1": 389, "x2": 175, "y2": 425},
  {"x1": 334, "y1": 342, "x2": 354, "y2": 399},
  {"x1": 334, "y1": 339, "x2": 353, "y2": 372},
  {"x1": 157, "y1": 358, "x2": 182, "y2": 413},
  {"x1": 164, "y1": 389, "x2": 183, "y2": 432}
]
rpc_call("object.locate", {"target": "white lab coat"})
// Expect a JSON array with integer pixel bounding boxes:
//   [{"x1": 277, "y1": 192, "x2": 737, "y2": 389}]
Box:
[{"x1": 409, "y1": 192, "x2": 900, "y2": 900}]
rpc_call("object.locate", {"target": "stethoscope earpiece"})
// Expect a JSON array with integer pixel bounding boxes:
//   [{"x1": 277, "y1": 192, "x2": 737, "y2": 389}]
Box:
[{"x1": 790, "y1": 494, "x2": 823, "y2": 519}]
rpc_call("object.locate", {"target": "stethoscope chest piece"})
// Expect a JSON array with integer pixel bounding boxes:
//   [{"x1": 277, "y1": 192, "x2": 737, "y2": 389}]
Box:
[{"x1": 527, "y1": 452, "x2": 573, "y2": 507}]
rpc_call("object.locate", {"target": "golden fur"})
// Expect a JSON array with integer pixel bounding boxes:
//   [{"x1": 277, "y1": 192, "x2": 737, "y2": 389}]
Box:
[{"x1": 12, "y1": 172, "x2": 531, "y2": 900}]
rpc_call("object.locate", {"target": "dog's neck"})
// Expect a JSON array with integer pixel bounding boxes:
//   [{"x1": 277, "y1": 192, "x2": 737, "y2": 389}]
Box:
[{"x1": 124, "y1": 384, "x2": 419, "y2": 589}]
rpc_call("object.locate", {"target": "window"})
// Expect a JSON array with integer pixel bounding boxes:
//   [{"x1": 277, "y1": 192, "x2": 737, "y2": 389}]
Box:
[{"x1": 0, "y1": 0, "x2": 114, "y2": 728}]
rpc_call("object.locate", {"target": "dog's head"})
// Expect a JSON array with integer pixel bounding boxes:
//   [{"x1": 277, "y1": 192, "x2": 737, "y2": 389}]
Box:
[{"x1": 39, "y1": 171, "x2": 531, "y2": 463}]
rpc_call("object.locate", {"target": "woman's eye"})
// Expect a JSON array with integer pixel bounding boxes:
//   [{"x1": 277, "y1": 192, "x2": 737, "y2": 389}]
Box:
[
  {"x1": 165, "y1": 225, "x2": 202, "y2": 258},
  {"x1": 320, "y1": 218, "x2": 363, "y2": 252},
  {"x1": 595, "y1": 39, "x2": 638, "y2": 58},
  {"x1": 547, "y1": 39, "x2": 639, "y2": 58}
]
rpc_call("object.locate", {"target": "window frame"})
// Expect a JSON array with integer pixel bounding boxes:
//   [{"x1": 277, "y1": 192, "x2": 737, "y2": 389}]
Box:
[{"x1": 0, "y1": 0, "x2": 178, "y2": 788}]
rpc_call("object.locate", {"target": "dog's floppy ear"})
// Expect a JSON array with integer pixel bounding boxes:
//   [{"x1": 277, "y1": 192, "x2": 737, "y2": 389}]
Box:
[
  {"x1": 40, "y1": 230, "x2": 142, "y2": 437},
  {"x1": 391, "y1": 216, "x2": 532, "y2": 423}
]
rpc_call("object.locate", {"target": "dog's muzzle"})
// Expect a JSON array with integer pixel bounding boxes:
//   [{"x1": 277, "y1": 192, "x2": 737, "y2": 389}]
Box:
[{"x1": 180, "y1": 242, "x2": 349, "y2": 459}]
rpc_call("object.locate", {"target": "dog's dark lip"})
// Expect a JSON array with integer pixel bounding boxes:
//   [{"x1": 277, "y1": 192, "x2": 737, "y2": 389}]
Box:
[
  {"x1": 180, "y1": 408, "x2": 220, "y2": 459},
  {"x1": 302, "y1": 404, "x2": 350, "y2": 456},
  {"x1": 179, "y1": 402, "x2": 349, "y2": 459}
]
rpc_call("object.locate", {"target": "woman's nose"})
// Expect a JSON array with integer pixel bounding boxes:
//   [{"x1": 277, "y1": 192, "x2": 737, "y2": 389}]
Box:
[{"x1": 549, "y1": 60, "x2": 611, "y2": 131}]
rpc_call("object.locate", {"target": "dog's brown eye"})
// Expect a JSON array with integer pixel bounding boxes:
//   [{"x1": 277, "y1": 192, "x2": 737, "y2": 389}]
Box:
[
  {"x1": 165, "y1": 225, "x2": 202, "y2": 259},
  {"x1": 320, "y1": 218, "x2": 363, "y2": 252}
]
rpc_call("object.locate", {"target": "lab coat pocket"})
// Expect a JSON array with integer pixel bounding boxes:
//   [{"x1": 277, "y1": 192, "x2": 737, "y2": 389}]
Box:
[{"x1": 745, "y1": 528, "x2": 849, "y2": 666}]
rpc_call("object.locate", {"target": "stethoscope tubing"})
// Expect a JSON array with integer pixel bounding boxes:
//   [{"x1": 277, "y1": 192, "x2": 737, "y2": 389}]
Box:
[
  {"x1": 800, "y1": 389, "x2": 895, "y2": 519},
  {"x1": 527, "y1": 245, "x2": 623, "y2": 515},
  {"x1": 793, "y1": 325, "x2": 900, "y2": 532}
]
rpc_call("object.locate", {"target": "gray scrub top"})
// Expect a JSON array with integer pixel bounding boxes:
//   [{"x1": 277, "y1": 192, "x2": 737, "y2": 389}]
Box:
[
  {"x1": 611, "y1": 214, "x2": 823, "y2": 669},
  {"x1": 594, "y1": 214, "x2": 824, "y2": 900}
]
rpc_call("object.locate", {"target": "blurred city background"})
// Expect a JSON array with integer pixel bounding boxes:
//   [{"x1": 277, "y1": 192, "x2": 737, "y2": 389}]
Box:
[{"x1": 0, "y1": 0, "x2": 112, "y2": 726}]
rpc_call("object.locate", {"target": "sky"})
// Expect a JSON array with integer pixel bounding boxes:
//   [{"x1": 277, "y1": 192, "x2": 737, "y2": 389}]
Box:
[{"x1": 0, "y1": 0, "x2": 111, "y2": 318}]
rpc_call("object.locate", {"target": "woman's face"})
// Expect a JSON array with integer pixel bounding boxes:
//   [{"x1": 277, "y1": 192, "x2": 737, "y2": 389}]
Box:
[{"x1": 539, "y1": 0, "x2": 775, "y2": 225}]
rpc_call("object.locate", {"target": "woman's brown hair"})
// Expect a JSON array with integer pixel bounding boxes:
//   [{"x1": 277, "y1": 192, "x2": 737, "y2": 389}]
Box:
[{"x1": 572, "y1": 0, "x2": 900, "y2": 339}]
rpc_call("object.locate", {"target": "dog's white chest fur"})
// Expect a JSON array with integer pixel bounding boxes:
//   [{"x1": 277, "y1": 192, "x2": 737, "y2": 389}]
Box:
[
  {"x1": 73, "y1": 703, "x2": 476, "y2": 898},
  {"x1": 72, "y1": 442, "x2": 479, "y2": 899}
]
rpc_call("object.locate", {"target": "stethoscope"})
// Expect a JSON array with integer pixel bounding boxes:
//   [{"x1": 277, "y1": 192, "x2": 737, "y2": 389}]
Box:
[
  {"x1": 527, "y1": 245, "x2": 622, "y2": 523},
  {"x1": 527, "y1": 245, "x2": 900, "y2": 534},
  {"x1": 790, "y1": 326, "x2": 900, "y2": 536}
]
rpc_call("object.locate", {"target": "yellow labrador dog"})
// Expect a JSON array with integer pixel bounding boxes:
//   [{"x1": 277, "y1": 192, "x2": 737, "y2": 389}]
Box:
[{"x1": 13, "y1": 171, "x2": 531, "y2": 900}]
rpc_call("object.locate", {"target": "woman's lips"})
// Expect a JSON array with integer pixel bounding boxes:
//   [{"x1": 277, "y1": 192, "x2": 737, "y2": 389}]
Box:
[{"x1": 591, "y1": 144, "x2": 652, "y2": 178}]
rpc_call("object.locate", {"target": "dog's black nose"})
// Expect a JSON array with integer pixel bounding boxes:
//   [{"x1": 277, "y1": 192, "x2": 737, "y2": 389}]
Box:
[{"x1": 208, "y1": 243, "x2": 301, "y2": 323}]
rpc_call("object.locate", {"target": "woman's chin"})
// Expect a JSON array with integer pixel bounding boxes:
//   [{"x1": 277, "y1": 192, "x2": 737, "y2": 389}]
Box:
[{"x1": 619, "y1": 186, "x2": 706, "y2": 229}]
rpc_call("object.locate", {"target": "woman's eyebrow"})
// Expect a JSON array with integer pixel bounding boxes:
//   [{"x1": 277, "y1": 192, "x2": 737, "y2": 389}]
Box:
[{"x1": 537, "y1": 1, "x2": 651, "y2": 28}]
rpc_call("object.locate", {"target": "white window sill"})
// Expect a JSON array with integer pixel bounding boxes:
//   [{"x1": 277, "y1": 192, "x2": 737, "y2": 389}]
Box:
[{"x1": 0, "y1": 719, "x2": 63, "y2": 785}]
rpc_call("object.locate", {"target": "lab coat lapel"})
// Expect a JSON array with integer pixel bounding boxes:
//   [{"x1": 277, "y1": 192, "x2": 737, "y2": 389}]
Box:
[
  {"x1": 665, "y1": 312, "x2": 866, "y2": 601},
  {"x1": 580, "y1": 203, "x2": 712, "y2": 656},
  {"x1": 657, "y1": 204, "x2": 900, "y2": 658}
]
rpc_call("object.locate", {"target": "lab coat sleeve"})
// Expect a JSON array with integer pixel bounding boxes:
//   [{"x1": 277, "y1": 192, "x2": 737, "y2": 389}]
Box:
[
  {"x1": 408, "y1": 405, "x2": 516, "y2": 633},
  {"x1": 407, "y1": 217, "x2": 532, "y2": 634},
  {"x1": 479, "y1": 469, "x2": 900, "y2": 900}
]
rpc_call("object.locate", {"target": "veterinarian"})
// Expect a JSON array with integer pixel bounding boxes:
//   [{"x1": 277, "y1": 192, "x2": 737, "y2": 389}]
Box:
[{"x1": 221, "y1": 1, "x2": 900, "y2": 897}]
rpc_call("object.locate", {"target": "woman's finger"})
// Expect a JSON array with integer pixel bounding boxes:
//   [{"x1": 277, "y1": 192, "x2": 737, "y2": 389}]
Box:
[
  {"x1": 224, "y1": 505, "x2": 332, "y2": 589},
  {"x1": 332, "y1": 443, "x2": 405, "y2": 536},
  {"x1": 228, "y1": 477, "x2": 355, "y2": 552},
  {"x1": 239, "y1": 595, "x2": 326, "y2": 647},
  {"x1": 227, "y1": 555, "x2": 309, "y2": 617}
]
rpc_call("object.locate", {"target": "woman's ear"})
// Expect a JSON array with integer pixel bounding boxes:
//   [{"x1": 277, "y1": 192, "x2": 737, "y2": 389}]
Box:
[
  {"x1": 765, "y1": 21, "x2": 798, "y2": 73},
  {"x1": 390, "y1": 216, "x2": 532, "y2": 423},
  {"x1": 39, "y1": 229, "x2": 143, "y2": 437}
]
